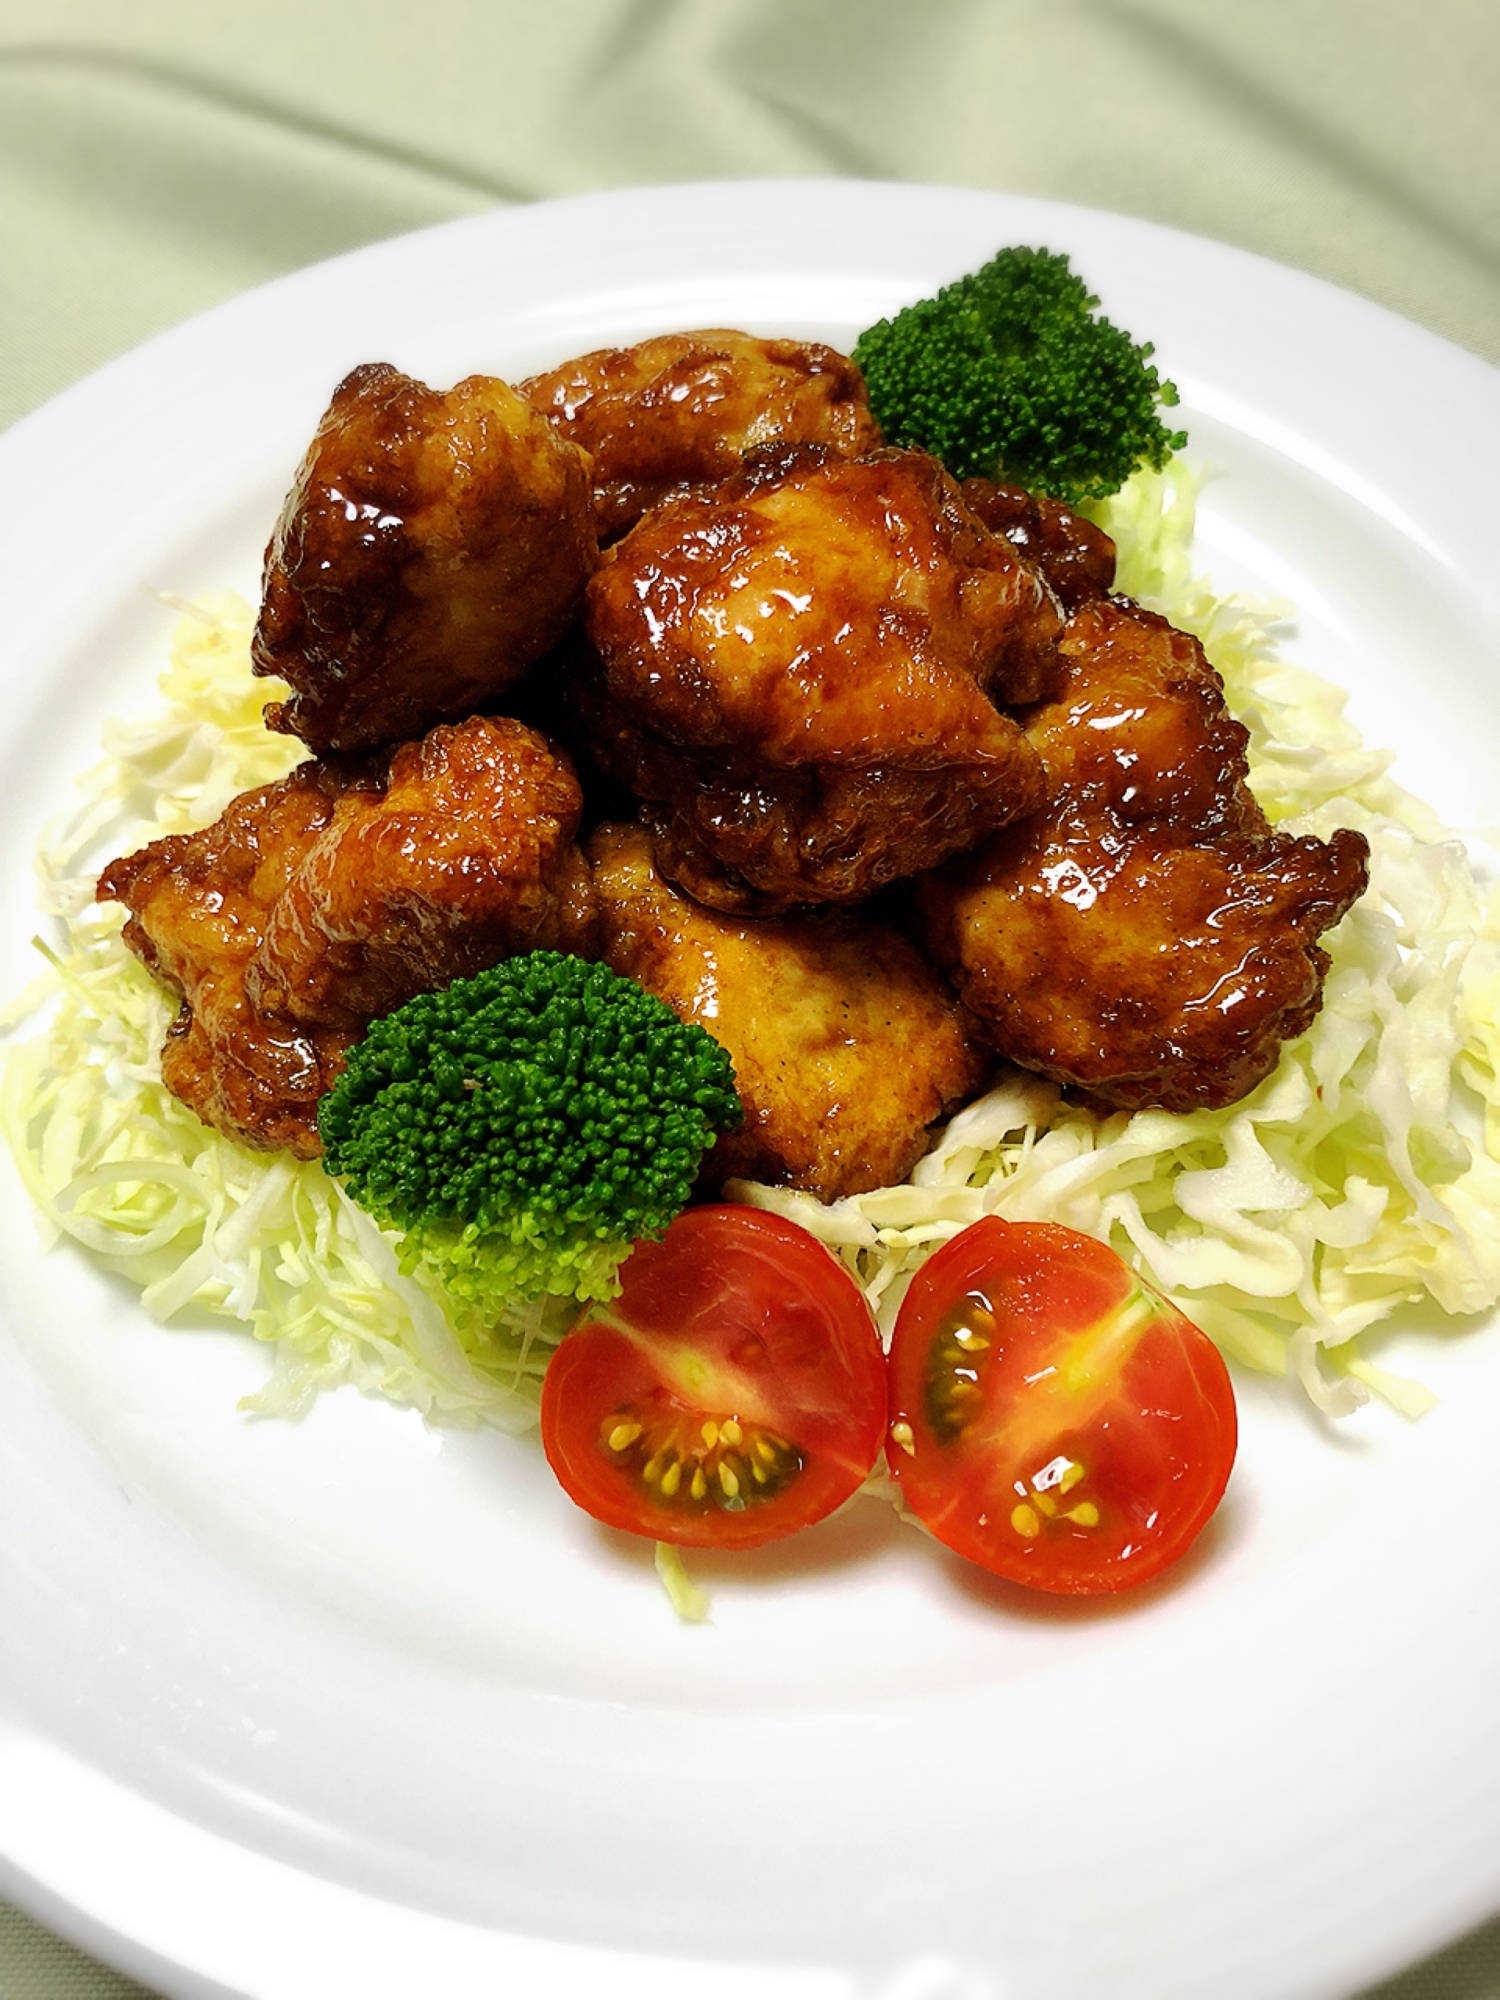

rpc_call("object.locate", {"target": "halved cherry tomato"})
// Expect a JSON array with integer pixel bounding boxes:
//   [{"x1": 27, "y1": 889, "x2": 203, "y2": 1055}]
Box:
[
  {"x1": 886, "y1": 1218, "x2": 1236, "y2": 1594},
  {"x1": 540, "y1": 1205, "x2": 887, "y2": 1550}
]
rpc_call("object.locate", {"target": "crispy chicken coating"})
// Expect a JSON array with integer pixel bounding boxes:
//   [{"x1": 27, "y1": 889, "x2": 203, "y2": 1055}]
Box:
[
  {"x1": 919, "y1": 597, "x2": 1370, "y2": 1112},
  {"x1": 587, "y1": 822, "x2": 988, "y2": 1199},
  {"x1": 249, "y1": 716, "x2": 596, "y2": 1030},
  {"x1": 581, "y1": 444, "x2": 1061, "y2": 913},
  {"x1": 98, "y1": 717, "x2": 595, "y2": 1156},
  {"x1": 520, "y1": 329, "x2": 882, "y2": 541},
  {"x1": 253, "y1": 364, "x2": 596, "y2": 755},
  {"x1": 99, "y1": 763, "x2": 353, "y2": 1156},
  {"x1": 959, "y1": 477, "x2": 1117, "y2": 612}
]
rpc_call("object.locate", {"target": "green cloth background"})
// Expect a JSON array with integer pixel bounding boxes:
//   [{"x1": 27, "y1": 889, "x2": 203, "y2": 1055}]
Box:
[{"x1": 0, "y1": 0, "x2": 1496, "y2": 1993}]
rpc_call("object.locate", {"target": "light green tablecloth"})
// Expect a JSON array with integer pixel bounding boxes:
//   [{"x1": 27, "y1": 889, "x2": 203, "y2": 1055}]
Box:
[{"x1": 1, "y1": 2, "x2": 1496, "y2": 1994}]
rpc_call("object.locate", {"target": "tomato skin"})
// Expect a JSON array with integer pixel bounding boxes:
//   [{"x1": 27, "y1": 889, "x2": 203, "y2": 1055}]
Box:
[
  {"x1": 886, "y1": 1218, "x2": 1236, "y2": 1595},
  {"x1": 541, "y1": 1205, "x2": 887, "y2": 1551}
]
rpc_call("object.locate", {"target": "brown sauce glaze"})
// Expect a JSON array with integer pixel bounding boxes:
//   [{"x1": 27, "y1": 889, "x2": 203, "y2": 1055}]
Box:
[
  {"x1": 99, "y1": 717, "x2": 595, "y2": 1155},
  {"x1": 581, "y1": 444, "x2": 1062, "y2": 911},
  {"x1": 254, "y1": 364, "x2": 596, "y2": 754},
  {"x1": 521, "y1": 329, "x2": 882, "y2": 542},
  {"x1": 919, "y1": 597, "x2": 1369, "y2": 1111}
]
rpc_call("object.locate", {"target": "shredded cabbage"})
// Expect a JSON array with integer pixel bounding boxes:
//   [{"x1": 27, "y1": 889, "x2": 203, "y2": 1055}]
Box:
[
  {"x1": 732, "y1": 463, "x2": 1500, "y2": 1418},
  {"x1": 654, "y1": 1542, "x2": 710, "y2": 1623},
  {"x1": 6, "y1": 473, "x2": 1498, "y2": 1431},
  {"x1": 2, "y1": 597, "x2": 570, "y2": 1431}
]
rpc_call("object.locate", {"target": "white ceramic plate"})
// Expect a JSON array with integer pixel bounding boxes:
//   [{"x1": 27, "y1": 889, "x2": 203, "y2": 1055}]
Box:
[{"x1": 1, "y1": 182, "x2": 1499, "y2": 2000}]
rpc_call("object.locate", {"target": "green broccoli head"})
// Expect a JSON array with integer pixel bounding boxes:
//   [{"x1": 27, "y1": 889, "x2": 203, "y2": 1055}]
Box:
[
  {"x1": 318, "y1": 952, "x2": 742, "y2": 1314},
  {"x1": 852, "y1": 245, "x2": 1187, "y2": 504}
]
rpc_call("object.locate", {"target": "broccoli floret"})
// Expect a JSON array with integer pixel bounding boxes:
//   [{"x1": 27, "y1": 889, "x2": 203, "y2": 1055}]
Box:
[
  {"x1": 318, "y1": 952, "x2": 742, "y2": 1314},
  {"x1": 852, "y1": 245, "x2": 1187, "y2": 504}
]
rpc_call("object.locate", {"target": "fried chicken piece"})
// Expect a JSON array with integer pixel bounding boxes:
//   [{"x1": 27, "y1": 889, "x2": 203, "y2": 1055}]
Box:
[
  {"x1": 99, "y1": 763, "x2": 355, "y2": 1156},
  {"x1": 249, "y1": 716, "x2": 596, "y2": 1030},
  {"x1": 253, "y1": 363, "x2": 596, "y2": 754},
  {"x1": 520, "y1": 329, "x2": 882, "y2": 541},
  {"x1": 959, "y1": 478, "x2": 1117, "y2": 612},
  {"x1": 587, "y1": 822, "x2": 988, "y2": 1199},
  {"x1": 581, "y1": 444, "x2": 1061, "y2": 913},
  {"x1": 98, "y1": 717, "x2": 595, "y2": 1156},
  {"x1": 919, "y1": 597, "x2": 1370, "y2": 1112}
]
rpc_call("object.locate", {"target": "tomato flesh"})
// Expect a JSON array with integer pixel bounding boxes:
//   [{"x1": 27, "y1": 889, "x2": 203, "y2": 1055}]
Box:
[
  {"x1": 886, "y1": 1218, "x2": 1236, "y2": 1594},
  {"x1": 541, "y1": 1205, "x2": 887, "y2": 1550}
]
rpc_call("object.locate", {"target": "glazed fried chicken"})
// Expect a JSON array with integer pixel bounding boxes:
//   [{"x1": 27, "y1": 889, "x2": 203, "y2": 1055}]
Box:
[
  {"x1": 959, "y1": 477, "x2": 1118, "y2": 612},
  {"x1": 98, "y1": 717, "x2": 595, "y2": 1156},
  {"x1": 587, "y1": 822, "x2": 988, "y2": 1200},
  {"x1": 520, "y1": 330, "x2": 882, "y2": 541},
  {"x1": 581, "y1": 444, "x2": 1062, "y2": 913},
  {"x1": 99, "y1": 764, "x2": 353, "y2": 1157},
  {"x1": 919, "y1": 597, "x2": 1369, "y2": 1112},
  {"x1": 253, "y1": 364, "x2": 596, "y2": 755},
  {"x1": 248, "y1": 716, "x2": 596, "y2": 1030}
]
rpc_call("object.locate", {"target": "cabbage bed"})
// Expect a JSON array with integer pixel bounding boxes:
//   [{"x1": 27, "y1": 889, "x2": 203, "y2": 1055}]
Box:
[{"x1": 8, "y1": 471, "x2": 1499, "y2": 1428}]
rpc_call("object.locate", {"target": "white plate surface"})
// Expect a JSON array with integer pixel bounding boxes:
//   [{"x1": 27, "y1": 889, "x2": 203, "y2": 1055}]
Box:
[{"x1": 1, "y1": 182, "x2": 1498, "y2": 2000}]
